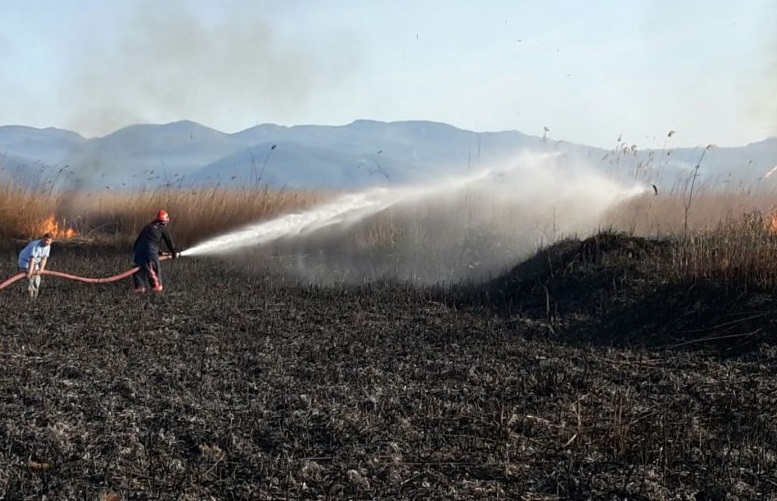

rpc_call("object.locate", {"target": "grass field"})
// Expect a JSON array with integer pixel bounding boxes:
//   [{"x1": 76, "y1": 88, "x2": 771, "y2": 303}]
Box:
[{"x1": 2, "y1": 184, "x2": 777, "y2": 499}]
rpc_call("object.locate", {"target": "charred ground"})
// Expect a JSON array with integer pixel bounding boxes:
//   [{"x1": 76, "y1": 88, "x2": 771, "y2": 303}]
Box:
[{"x1": 2, "y1": 232, "x2": 777, "y2": 499}]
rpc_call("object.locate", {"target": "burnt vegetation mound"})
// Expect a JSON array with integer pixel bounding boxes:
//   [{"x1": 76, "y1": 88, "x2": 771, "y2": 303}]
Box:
[
  {"x1": 453, "y1": 231, "x2": 777, "y2": 354},
  {"x1": 1, "y1": 234, "x2": 777, "y2": 499}
]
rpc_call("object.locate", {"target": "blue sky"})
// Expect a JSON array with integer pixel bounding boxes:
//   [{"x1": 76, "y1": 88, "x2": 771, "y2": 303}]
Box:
[{"x1": 0, "y1": 0, "x2": 774, "y2": 148}]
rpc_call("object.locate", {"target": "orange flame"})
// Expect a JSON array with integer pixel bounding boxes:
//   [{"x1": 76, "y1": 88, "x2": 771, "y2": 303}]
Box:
[
  {"x1": 769, "y1": 209, "x2": 777, "y2": 234},
  {"x1": 35, "y1": 215, "x2": 77, "y2": 239}
]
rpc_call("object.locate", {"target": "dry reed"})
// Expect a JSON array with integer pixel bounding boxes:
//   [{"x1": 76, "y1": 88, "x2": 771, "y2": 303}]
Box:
[
  {"x1": 4, "y1": 180, "x2": 777, "y2": 290},
  {"x1": 0, "y1": 183, "x2": 329, "y2": 247}
]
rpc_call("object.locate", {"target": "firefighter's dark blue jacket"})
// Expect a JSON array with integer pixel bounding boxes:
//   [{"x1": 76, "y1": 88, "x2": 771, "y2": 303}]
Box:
[{"x1": 133, "y1": 220, "x2": 177, "y2": 261}]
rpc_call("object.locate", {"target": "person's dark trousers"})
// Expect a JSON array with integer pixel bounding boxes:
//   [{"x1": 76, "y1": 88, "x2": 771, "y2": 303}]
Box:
[{"x1": 132, "y1": 253, "x2": 162, "y2": 291}]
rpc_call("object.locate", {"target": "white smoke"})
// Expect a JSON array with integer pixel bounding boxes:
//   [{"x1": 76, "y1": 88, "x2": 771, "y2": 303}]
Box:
[{"x1": 65, "y1": 1, "x2": 359, "y2": 137}]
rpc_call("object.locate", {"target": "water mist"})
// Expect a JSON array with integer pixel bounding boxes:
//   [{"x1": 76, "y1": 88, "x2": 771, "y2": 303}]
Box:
[{"x1": 181, "y1": 152, "x2": 645, "y2": 283}]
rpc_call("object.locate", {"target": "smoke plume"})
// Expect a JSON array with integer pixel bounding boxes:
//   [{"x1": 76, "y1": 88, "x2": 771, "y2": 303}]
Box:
[{"x1": 65, "y1": 1, "x2": 357, "y2": 137}]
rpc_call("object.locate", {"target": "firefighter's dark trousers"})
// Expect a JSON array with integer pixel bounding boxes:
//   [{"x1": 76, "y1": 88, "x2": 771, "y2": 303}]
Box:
[{"x1": 132, "y1": 252, "x2": 162, "y2": 291}]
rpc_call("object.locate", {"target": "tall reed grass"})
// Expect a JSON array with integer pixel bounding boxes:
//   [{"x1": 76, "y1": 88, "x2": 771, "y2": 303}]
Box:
[
  {"x1": 3, "y1": 178, "x2": 777, "y2": 290},
  {"x1": 0, "y1": 183, "x2": 327, "y2": 247}
]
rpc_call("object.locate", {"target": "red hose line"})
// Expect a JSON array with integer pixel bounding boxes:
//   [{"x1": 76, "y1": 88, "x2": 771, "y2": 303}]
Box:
[{"x1": 0, "y1": 255, "x2": 172, "y2": 291}]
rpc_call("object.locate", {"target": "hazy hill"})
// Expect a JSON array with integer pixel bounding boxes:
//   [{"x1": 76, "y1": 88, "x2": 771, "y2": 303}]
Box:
[
  {"x1": 0, "y1": 120, "x2": 774, "y2": 192},
  {"x1": 0, "y1": 125, "x2": 84, "y2": 170}
]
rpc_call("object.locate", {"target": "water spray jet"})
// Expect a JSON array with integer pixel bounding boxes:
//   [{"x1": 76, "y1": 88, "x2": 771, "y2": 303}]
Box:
[{"x1": 0, "y1": 153, "x2": 648, "y2": 289}]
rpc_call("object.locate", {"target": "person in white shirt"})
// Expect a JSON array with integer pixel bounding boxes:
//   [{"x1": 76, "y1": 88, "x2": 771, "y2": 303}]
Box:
[{"x1": 17, "y1": 233, "x2": 53, "y2": 299}]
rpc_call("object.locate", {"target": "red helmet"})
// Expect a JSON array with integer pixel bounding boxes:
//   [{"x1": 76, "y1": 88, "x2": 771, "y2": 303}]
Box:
[{"x1": 156, "y1": 210, "x2": 170, "y2": 222}]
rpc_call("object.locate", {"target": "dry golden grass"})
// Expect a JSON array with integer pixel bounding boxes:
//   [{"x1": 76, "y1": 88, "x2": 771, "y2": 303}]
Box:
[
  {"x1": 74, "y1": 186, "x2": 331, "y2": 246},
  {"x1": 0, "y1": 184, "x2": 62, "y2": 240},
  {"x1": 4, "y1": 181, "x2": 777, "y2": 289},
  {"x1": 602, "y1": 191, "x2": 777, "y2": 287},
  {"x1": 0, "y1": 184, "x2": 330, "y2": 246},
  {"x1": 602, "y1": 191, "x2": 777, "y2": 237}
]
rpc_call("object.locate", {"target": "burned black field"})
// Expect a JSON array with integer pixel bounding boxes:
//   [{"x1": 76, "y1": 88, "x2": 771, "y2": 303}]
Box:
[{"x1": 3, "y1": 234, "x2": 777, "y2": 500}]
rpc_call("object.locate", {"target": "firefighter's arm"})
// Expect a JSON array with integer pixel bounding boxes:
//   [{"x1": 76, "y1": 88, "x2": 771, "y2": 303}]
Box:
[
  {"x1": 38, "y1": 256, "x2": 48, "y2": 273},
  {"x1": 163, "y1": 228, "x2": 178, "y2": 258}
]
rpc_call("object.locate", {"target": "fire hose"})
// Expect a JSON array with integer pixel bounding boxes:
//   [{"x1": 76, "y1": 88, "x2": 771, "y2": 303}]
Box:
[{"x1": 0, "y1": 255, "x2": 173, "y2": 291}]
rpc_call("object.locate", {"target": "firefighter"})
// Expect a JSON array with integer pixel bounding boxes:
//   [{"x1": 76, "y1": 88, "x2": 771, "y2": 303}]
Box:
[{"x1": 132, "y1": 210, "x2": 178, "y2": 293}]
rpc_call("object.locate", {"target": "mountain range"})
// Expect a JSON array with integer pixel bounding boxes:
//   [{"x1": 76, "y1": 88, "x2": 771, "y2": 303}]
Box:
[{"x1": 0, "y1": 120, "x2": 775, "y2": 193}]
